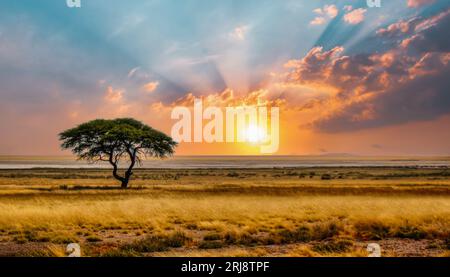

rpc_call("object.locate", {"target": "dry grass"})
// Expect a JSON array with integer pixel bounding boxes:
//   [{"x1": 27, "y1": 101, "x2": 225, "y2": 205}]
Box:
[{"x1": 0, "y1": 167, "x2": 449, "y2": 256}]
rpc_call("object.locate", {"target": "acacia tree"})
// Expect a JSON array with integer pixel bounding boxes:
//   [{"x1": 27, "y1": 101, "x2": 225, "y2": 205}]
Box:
[{"x1": 59, "y1": 118, "x2": 177, "y2": 188}]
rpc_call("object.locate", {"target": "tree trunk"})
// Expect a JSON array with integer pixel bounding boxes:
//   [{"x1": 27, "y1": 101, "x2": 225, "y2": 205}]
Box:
[
  {"x1": 120, "y1": 148, "x2": 137, "y2": 189},
  {"x1": 121, "y1": 178, "x2": 129, "y2": 189},
  {"x1": 108, "y1": 149, "x2": 137, "y2": 189},
  {"x1": 121, "y1": 170, "x2": 133, "y2": 189},
  {"x1": 109, "y1": 154, "x2": 128, "y2": 189}
]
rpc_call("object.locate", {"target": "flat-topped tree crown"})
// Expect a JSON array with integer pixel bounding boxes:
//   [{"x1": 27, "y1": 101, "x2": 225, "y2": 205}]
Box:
[{"x1": 59, "y1": 118, "x2": 177, "y2": 188}]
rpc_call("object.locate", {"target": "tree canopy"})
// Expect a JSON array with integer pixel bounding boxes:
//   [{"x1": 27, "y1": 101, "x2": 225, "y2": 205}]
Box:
[{"x1": 59, "y1": 118, "x2": 177, "y2": 188}]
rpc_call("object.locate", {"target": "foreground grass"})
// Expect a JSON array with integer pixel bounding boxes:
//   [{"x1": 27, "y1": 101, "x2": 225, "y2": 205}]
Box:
[{"x1": 0, "y1": 167, "x2": 449, "y2": 256}]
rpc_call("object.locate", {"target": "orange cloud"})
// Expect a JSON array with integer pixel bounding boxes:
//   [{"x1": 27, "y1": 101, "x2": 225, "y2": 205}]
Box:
[
  {"x1": 104, "y1": 86, "x2": 123, "y2": 102},
  {"x1": 399, "y1": 9, "x2": 450, "y2": 51},
  {"x1": 310, "y1": 17, "x2": 326, "y2": 25},
  {"x1": 343, "y1": 8, "x2": 367, "y2": 25},
  {"x1": 142, "y1": 81, "x2": 159, "y2": 93},
  {"x1": 377, "y1": 17, "x2": 421, "y2": 36},
  {"x1": 414, "y1": 8, "x2": 450, "y2": 32},
  {"x1": 323, "y1": 5, "x2": 338, "y2": 18},
  {"x1": 409, "y1": 52, "x2": 450, "y2": 77},
  {"x1": 169, "y1": 88, "x2": 280, "y2": 109},
  {"x1": 282, "y1": 8, "x2": 450, "y2": 134},
  {"x1": 310, "y1": 4, "x2": 338, "y2": 25},
  {"x1": 407, "y1": 0, "x2": 435, "y2": 8}
]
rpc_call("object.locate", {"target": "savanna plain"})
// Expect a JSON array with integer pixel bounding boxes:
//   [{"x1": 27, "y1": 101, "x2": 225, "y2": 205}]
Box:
[{"x1": 0, "y1": 165, "x2": 449, "y2": 257}]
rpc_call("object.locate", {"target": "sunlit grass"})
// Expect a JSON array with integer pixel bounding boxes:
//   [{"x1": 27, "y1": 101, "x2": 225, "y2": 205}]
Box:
[{"x1": 0, "y1": 167, "x2": 449, "y2": 256}]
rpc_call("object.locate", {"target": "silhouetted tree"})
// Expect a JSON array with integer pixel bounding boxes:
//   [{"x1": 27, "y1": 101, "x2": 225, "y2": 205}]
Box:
[{"x1": 59, "y1": 118, "x2": 177, "y2": 188}]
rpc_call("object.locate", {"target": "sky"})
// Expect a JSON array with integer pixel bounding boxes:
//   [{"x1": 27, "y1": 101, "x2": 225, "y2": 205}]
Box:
[{"x1": 0, "y1": 0, "x2": 450, "y2": 156}]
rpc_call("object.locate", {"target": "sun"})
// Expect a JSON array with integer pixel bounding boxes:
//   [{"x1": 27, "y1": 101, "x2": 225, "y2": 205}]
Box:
[{"x1": 243, "y1": 124, "x2": 267, "y2": 144}]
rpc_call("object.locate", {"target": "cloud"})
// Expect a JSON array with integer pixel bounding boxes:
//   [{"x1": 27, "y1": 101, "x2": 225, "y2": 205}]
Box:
[
  {"x1": 343, "y1": 5, "x2": 353, "y2": 12},
  {"x1": 229, "y1": 25, "x2": 250, "y2": 41},
  {"x1": 127, "y1": 67, "x2": 140, "y2": 78},
  {"x1": 310, "y1": 5, "x2": 338, "y2": 25},
  {"x1": 312, "y1": 63, "x2": 450, "y2": 132},
  {"x1": 285, "y1": 46, "x2": 346, "y2": 83},
  {"x1": 323, "y1": 5, "x2": 338, "y2": 18},
  {"x1": 104, "y1": 86, "x2": 123, "y2": 102},
  {"x1": 401, "y1": 10, "x2": 450, "y2": 52},
  {"x1": 376, "y1": 17, "x2": 421, "y2": 37},
  {"x1": 409, "y1": 52, "x2": 450, "y2": 77},
  {"x1": 407, "y1": 0, "x2": 435, "y2": 8},
  {"x1": 310, "y1": 17, "x2": 326, "y2": 25},
  {"x1": 126, "y1": 66, "x2": 153, "y2": 82},
  {"x1": 170, "y1": 88, "x2": 277, "y2": 108},
  {"x1": 343, "y1": 8, "x2": 367, "y2": 25},
  {"x1": 284, "y1": 9, "x2": 450, "y2": 133},
  {"x1": 150, "y1": 87, "x2": 286, "y2": 122},
  {"x1": 142, "y1": 81, "x2": 159, "y2": 93}
]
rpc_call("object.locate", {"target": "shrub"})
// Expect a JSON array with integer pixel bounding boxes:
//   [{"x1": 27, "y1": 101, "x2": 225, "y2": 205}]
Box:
[
  {"x1": 224, "y1": 231, "x2": 238, "y2": 244},
  {"x1": 444, "y1": 237, "x2": 450, "y2": 250},
  {"x1": 185, "y1": 223, "x2": 198, "y2": 230},
  {"x1": 276, "y1": 226, "x2": 312, "y2": 243},
  {"x1": 203, "y1": 233, "x2": 222, "y2": 241},
  {"x1": 311, "y1": 222, "x2": 341, "y2": 240},
  {"x1": 51, "y1": 234, "x2": 78, "y2": 244},
  {"x1": 86, "y1": 235, "x2": 102, "y2": 242},
  {"x1": 123, "y1": 236, "x2": 168, "y2": 252},
  {"x1": 237, "y1": 233, "x2": 260, "y2": 246},
  {"x1": 198, "y1": 241, "x2": 224, "y2": 249},
  {"x1": 122, "y1": 231, "x2": 191, "y2": 253},
  {"x1": 227, "y1": 172, "x2": 239, "y2": 177},
  {"x1": 312, "y1": 239, "x2": 353, "y2": 253},
  {"x1": 100, "y1": 249, "x2": 140, "y2": 257},
  {"x1": 395, "y1": 226, "x2": 427, "y2": 240},
  {"x1": 164, "y1": 231, "x2": 190, "y2": 248},
  {"x1": 355, "y1": 222, "x2": 391, "y2": 240}
]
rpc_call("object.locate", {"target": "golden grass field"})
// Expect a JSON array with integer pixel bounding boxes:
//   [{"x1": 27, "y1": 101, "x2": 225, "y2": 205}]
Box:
[{"x1": 0, "y1": 166, "x2": 449, "y2": 257}]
